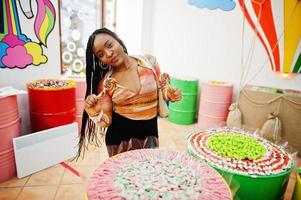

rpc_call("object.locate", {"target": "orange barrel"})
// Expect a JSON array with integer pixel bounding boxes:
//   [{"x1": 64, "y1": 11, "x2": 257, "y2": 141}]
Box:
[
  {"x1": 74, "y1": 79, "x2": 86, "y2": 132},
  {"x1": 0, "y1": 95, "x2": 20, "y2": 182},
  {"x1": 197, "y1": 81, "x2": 233, "y2": 129},
  {"x1": 27, "y1": 79, "x2": 76, "y2": 132}
]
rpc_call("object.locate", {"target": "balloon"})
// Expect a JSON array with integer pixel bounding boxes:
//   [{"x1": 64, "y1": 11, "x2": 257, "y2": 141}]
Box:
[{"x1": 239, "y1": 0, "x2": 301, "y2": 74}]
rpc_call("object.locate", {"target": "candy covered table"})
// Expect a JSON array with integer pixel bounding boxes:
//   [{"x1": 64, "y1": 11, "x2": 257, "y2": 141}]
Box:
[
  {"x1": 187, "y1": 127, "x2": 294, "y2": 200},
  {"x1": 87, "y1": 149, "x2": 232, "y2": 200}
]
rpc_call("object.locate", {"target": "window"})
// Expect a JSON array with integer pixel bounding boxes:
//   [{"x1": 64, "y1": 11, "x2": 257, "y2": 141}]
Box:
[
  {"x1": 102, "y1": 0, "x2": 117, "y2": 32},
  {"x1": 60, "y1": 0, "x2": 117, "y2": 77},
  {"x1": 60, "y1": 0, "x2": 101, "y2": 76}
]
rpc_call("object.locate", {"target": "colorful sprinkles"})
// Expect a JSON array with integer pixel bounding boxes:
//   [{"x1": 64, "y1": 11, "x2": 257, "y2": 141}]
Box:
[
  {"x1": 27, "y1": 79, "x2": 75, "y2": 90},
  {"x1": 87, "y1": 149, "x2": 231, "y2": 200}
]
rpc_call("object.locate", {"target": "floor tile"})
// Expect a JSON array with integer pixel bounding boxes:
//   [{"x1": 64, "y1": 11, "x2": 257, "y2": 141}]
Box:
[
  {"x1": 66, "y1": 151, "x2": 101, "y2": 167},
  {"x1": 0, "y1": 176, "x2": 29, "y2": 188},
  {"x1": 17, "y1": 186, "x2": 58, "y2": 200},
  {"x1": 61, "y1": 166, "x2": 96, "y2": 184},
  {"x1": 0, "y1": 187, "x2": 22, "y2": 200},
  {"x1": 25, "y1": 167, "x2": 64, "y2": 186},
  {"x1": 54, "y1": 184, "x2": 86, "y2": 200}
]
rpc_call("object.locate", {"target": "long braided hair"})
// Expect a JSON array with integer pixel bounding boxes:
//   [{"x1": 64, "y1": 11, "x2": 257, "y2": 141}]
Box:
[{"x1": 77, "y1": 28, "x2": 128, "y2": 159}]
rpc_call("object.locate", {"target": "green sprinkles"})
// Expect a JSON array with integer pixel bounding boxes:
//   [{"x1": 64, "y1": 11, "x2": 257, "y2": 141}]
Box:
[{"x1": 207, "y1": 133, "x2": 266, "y2": 160}]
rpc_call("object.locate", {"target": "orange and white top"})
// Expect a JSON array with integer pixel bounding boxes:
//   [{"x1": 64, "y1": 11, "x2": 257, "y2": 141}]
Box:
[{"x1": 98, "y1": 55, "x2": 170, "y2": 120}]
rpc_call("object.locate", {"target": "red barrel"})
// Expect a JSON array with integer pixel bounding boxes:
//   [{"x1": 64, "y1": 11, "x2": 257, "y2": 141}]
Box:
[
  {"x1": 27, "y1": 79, "x2": 76, "y2": 132},
  {"x1": 0, "y1": 95, "x2": 20, "y2": 182},
  {"x1": 197, "y1": 81, "x2": 233, "y2": 129},
  {"x1": 0, "y1": 148, "x2": 16, "y2": 182}
]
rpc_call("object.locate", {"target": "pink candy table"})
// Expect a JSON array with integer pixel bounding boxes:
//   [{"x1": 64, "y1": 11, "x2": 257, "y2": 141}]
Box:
[{"x1": 87, "y1": 149, "x2": 232, "y2": 200}]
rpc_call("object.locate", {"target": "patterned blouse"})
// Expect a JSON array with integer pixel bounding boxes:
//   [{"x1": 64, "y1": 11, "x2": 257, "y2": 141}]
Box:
[{"x1": 97, "y1": 55, "x2": 170, "y2": 120}]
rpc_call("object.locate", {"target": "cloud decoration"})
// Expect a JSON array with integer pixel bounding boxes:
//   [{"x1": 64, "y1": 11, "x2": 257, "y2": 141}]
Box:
[
  {"x1": 2, "y1": 45, "x2": 32, "y2": 69},
  {"x1": 0, "y1": 42, "x2": 9, "y2": 68},
  {"x1": 25, "y1": 42, "x2": 47, "y2": 65},
  {"x1": 188, "y1": 0, "x2": 236, "y2": 11}
]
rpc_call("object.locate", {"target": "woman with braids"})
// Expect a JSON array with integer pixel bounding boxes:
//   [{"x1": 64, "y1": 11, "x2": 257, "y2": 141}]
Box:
[{"x1": 78, "y1": 28, "x2": 181, "y2": 158}]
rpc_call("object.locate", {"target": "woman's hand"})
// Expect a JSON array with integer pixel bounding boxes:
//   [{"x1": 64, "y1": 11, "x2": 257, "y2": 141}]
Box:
[
  {"x1": 84, "y1": 94, "x2": 101, "y2": 117},
  {"x1": 84, "y1": 93, "x2": 112, "y2": 127},
  {"x1": 167, "y1": 87, "x2": 182, "y2": 102}
]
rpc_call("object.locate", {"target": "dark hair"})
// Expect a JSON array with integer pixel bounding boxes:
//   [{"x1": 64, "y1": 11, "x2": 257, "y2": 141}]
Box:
[{"x1": 77, "y1": 27, "x2": 128, "y2": 159}]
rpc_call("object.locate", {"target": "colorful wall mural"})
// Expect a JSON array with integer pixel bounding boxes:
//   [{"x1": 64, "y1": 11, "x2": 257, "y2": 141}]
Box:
[
  {"x1": 239, "y1": 0, "x2": 301, "y2": 74},
  {"x1": 0, "y1": 0, "x2": 56, "y2": 69}
]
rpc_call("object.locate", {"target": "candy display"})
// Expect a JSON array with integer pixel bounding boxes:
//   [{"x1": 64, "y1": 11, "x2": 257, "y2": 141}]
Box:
[
  {"x1": 207, "y1": 134, "x2": 266, "y2": 160},
  {"x1": 27, "y1": 78, "x2": 76, "y2": 132},
  {"x1": 187, "y1": 127, "x2": 294, "y2": 200},
  {"x1": 27, "y1": 79, "x2": 75, "y2": 90},
  {"x1": 187, "y1": 127, "x2": 293, "y2": 176},
  {"x1": 87, "y1": 149, "x2": 232, "y2": 200}
]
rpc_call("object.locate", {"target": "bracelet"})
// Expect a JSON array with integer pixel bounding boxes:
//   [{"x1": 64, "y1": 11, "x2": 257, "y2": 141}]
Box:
[
  {"x1": 89, "y1": 113, "x2": 103, "y2": 124},
  {"x1": 89, "y1": 111, "x2": 109, "y2": 136},
  {"x1": 95, "y1": 125, "x2": 108, "y2": 137},
  {"x1": 89, "y1": 111, "x2": 110, "y2": 125}
]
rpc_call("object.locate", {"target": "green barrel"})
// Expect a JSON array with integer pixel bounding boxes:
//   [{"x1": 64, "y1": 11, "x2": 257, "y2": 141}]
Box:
[
  {"x1": 168, "y1": 77, "x2": 198, "y2": 125},
  {"x1": 215, "y1": 166, "x2": 292, "y2": 200},
  {"x1": 189, "y1": 147, "x2": 293, "y2": 200}
]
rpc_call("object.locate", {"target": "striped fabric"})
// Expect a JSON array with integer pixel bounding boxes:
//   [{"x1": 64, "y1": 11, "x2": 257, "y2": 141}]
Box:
[{"x1": 97, "y1": 56, "x2": 169, "y2": 120}]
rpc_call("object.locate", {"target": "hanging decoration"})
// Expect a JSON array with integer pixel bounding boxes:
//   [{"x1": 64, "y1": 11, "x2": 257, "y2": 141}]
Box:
[
  {"x1": 0, "y1": 0, "x2": 56, "y2": 69},
  {"x1": 239, "y1": 0, "x2": 301, "y2": 74},
  {"x1": 188, "y1": 0, "x2": 236, "y2": 11}
]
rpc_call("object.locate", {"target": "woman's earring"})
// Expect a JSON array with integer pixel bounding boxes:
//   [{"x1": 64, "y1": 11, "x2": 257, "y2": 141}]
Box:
[{"x1": 100, "y1": 62, "x2": 110, "y2": 70}]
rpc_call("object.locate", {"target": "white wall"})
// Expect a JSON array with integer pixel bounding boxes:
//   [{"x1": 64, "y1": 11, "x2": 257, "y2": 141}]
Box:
[
  {"x1": 115, "y1": 0, "x2": 143, "y2": 55},
  {"x1": 116, "y1": 0, "x2": 301, "y2": 94}
]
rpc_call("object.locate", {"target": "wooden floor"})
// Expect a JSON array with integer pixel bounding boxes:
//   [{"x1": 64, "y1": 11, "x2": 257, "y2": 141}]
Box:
[{"x1": 0, "y1": 118, "x2": 300, "y2": 199}]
